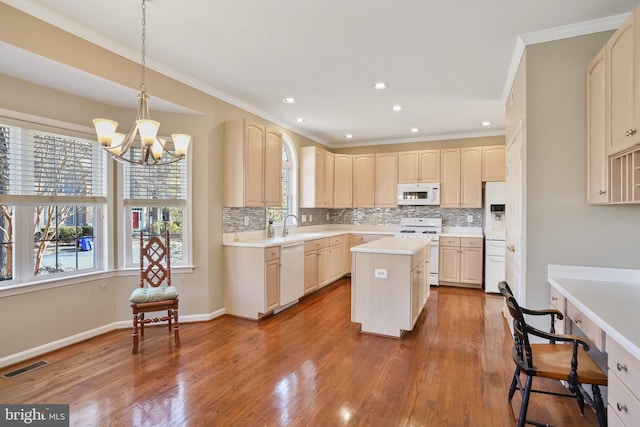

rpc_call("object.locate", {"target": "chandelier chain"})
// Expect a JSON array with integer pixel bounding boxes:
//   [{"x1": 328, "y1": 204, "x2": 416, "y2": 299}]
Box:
[{"x1": 140, "y1": 0, "x2": 146, "y2": 92}]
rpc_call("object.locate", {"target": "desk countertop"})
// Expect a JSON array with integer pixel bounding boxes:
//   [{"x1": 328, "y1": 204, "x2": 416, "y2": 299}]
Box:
[{"x1": 548, "y1": 264, "x2": 640, "y2": 360}]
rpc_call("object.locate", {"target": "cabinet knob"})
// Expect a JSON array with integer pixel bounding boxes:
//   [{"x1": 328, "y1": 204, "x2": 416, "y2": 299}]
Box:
[
  {"x1": 551, "y1": 296, "x2": 558, "y2": 301},
  {"x1": 616, "y1": 402, "x2": 628, "y2": 412},
  {"x1": 574, "y1": 319, "x2": 581, "y2": 325},
  {"x1": 617, "y1": 362, "x2": 628, "y2": 372},
  {"x1": 626, "y1": 128, "x2": 637, "y2": 136},
  {"x1": 507, "y1": 245, "x2": 516, "y2": 253},
  {"x1": 599, "y1": 190, "x2": 606, "y2": 195}
]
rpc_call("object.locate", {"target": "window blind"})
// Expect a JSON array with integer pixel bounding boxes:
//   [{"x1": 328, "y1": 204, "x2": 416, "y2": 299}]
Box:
[{"x1": 123, "y1": 147, "x2": 187, "y2": 200}]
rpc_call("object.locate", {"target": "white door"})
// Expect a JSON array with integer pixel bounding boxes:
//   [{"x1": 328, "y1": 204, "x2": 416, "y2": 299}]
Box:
[{"x1": 505, "y1": 120, "x2": 525, "y2": 306}]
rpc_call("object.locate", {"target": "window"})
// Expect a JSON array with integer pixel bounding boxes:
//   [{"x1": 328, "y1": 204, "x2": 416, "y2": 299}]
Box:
[
  {"x1": 0, "y1": 121, "x2": 106, "y2": 285},
  {"x1": 267, "y1": 136, "x2": 297, "y2": 224},
  {"x1": 122, "y1": 147, "x2": 189, "y2": 268}
]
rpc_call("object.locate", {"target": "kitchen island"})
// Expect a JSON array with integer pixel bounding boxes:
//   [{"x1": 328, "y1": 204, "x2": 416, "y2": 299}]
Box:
[{"x1": 351, "y1": 237, "x2": 430, "y2": 338}]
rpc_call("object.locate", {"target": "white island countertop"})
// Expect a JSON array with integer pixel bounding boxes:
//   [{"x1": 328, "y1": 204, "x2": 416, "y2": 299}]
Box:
[
  {"x1": 350, "y1": 236, "x2": 431, "y2": 255},
  {"x1": 548, "y1": 264, "x2": 640, "y2": 360}
]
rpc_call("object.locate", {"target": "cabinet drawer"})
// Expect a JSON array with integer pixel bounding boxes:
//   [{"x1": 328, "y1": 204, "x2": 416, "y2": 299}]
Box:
[
  {"x1": 566, "y1": 301, "x2": 605, "y2": 351},
  {"x1": 609, "y1": 371, "x2": 640, "y2": 427},
  {"x1": 461, "y1": 237, "x2": 482, "y2": 248},
  {"x1": 440, "y1": 237, "x2": 460, "y2": 247},
  {"x1": 330, "y1": 235, "x2": 346, "y2": 246},
  {"x1": 264, "y1": 246, "x2": 280, "y2": 261},
  {"x1": 549, "y1": 287, "x2": 566, "y2": 313},
  {"x1": 304, "y1": 238, "x2": 329, "y2": 252},
  {"x1": 608, "y1": 336, "x2": 640, "y2": 401}
]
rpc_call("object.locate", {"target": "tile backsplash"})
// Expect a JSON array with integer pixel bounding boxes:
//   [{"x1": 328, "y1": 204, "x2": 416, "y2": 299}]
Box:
[{"x1": 223, "y1": 206, "x2": 482, "y2": 233}]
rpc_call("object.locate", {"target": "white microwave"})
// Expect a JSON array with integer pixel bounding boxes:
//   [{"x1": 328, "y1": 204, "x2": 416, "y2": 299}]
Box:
[{"x1": 397, "y1": 183, "x2": 440, "y2": 206}]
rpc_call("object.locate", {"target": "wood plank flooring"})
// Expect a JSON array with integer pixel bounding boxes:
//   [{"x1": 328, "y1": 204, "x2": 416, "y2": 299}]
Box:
[{"x1": 1, "y1": 279, "x2": 601, "y2": 426}]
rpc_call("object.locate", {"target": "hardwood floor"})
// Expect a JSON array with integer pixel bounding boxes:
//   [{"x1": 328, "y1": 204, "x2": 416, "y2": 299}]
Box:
[{"x1": 1, "y1": 279, "x2": 601, "y2": 426}]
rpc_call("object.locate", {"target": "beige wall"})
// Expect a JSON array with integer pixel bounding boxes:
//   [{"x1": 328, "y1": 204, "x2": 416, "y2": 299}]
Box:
[{"x1": 514, "y1": 31, "x2": 640, "y2": 311}]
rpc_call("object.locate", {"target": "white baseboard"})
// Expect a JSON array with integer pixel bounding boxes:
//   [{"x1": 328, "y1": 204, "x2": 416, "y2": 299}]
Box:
[{"x1": 0, "y1": 308, "x2": 227, "y2": 369}]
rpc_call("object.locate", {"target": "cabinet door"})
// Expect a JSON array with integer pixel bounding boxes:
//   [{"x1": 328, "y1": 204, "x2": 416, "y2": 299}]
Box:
[
  {"x1": 244, "y1": 122, "x2": 266, "y2": 207},
  {"x1": 375, "y1": 152, "x2": 398, "y2": 207},
  {"x1": 608, "y1": 12, "x2": 638, "y2": 155},
  {"x1": 482, "y1": 146, "x2": 505, "y2": 182},
  {"x1": 587, "y1": 47, "x2": 610, "y2": 204},
  {"x1": 264, "y1": 129, "x2": 283, "y2": 206},
  {"x1": 398, "y1": 151, "x2": 419, "y2": 183},
  {"x1": 439, "y1": 246, "x2": 460, "y2": 282},
  {"x1": 460, "y1": 247, "x2": 483, "y2": 285},
  {"x1": 411, "y1": 265, "x2": 422, "y2": 327},
  {"x1": 317, "y1": 247, "x2": 331, "y2": 287},
  {"x1": 315, "y1": 148, "x2": 326, "y2": 207},
  {"x1": 265, "y1": 258, "x2": 280, "y2": 311},
  {"x1": 353, "y1": 154, "x2": 375, "y2": 207},
  {"x1": 334, "y1": 154, "x2": 353, "y2": 208},
  {"x1": 324, "y1": 151, "x2": 335, "y2": 207},
  {"x1": 303, "y1": 250, "x2": 318, "y2": 294},
  {"x1": 419, "y1": 150, "x2": 440, "y2": 182},
  {"x1": 461, "y1": 147, "x2": 482, "y2": 208},
  {"x1": 329, "y1": 243, "x2": 345, "y2": 281},
  {"x1": 440, "y1": 148, "x2": 461, "y2": 208}
]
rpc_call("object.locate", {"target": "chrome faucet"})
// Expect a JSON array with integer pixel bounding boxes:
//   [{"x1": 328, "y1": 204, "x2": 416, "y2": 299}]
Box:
[{"x1": 282, "y1": 214, "x2": 299, "y2": 237}]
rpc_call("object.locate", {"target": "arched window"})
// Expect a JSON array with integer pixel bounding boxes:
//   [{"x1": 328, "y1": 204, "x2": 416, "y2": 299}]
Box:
[{"x1": 267, "y1": 135, "x2": 297, "y2": 224}]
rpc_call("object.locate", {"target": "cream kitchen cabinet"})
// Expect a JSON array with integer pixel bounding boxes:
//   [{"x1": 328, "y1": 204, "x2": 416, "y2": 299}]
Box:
[
  {"x1": 398, "y1": 150, "x2": 440, "y2": 183},
  {"x1": 334, "y1": 154, "x2": 353, "y2": 208},
  {"x1": 608, "y1": 336, "x2": 640, "y2": 427},
  {"x1": 374, "y1": 152, "x2": 398, "y2": 207},
  {"x1": 353, "y1": 154, "x2": 375, "y2": 207},
  {"x1": 608, "y1": 9, "x2": 639, "y2": 155},
  {"x1": 304, "y1": 238, "x2": 331, "y2": 291},
  {"x1": 224, "y1": 119, "x2": 282, "y2": 207},
  {"x1": 549, "y1": 286, "x2": 567, "y2": 334},
  {"x1": 610, "y1": 147, "x2": 640, "y2": 203},
  {"x1": 587, "y1": 46, "x2": 610, "y2": 205},
  {"x1": 481, "y1": 146, "x2": 506, "y2": 182},
  {"x1": 329, "y1": 235, "x2": 349, "y2": 283},
  {"x1": 224, "y1": 245, "x2": 281, "y2": 319},
  {"x1": 439, "y1": 236, "x2": 483, "y2": 288},
  {"x1": 300, "y1": 146, "x2": 335, "y2": 208},
  {"x1": 349, "y1": 234, "x2": 365, "y2": 274},
  {"x1": 440, "y1": 148, "x2": 482, "y2": 208}
]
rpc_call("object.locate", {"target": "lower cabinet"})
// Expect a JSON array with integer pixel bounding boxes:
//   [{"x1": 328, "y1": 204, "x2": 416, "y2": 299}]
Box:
[
  {"x1": 305, "y1": 236, "x2": 348, "y2": 292},
  {"x1": 549, "y1": 286, "x2": 567, "y2": 334},
  {"x1": 439, "y1": 237, "x2": 483, "y2": 288},
  {"x1": 607, "y1": 336, "x2": 640, "y2": 427},
  {"x1": 224, "y1": 245, "x2": 281, "y2": 320},
  {"x1": 329, "y1": 235, "x2": 349, "y2": 282}
]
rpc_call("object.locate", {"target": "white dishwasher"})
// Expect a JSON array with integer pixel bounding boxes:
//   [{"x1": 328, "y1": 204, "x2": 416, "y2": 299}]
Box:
[
  {"x1": 484, "y1": 238, "x2": 505, "y2": 293},
  {"x1": 276, "y1": 243, "x2": 305, "y2": 313}
]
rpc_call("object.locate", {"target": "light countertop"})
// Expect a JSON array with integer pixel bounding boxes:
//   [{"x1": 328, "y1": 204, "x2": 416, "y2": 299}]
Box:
[
  {"x1": 350, "y1": 236, "x2": 430, "y2": 255},
  {"x1": 440, "y1": 226, "x2": 483, "y2": 239},
  {"x1": 547, "y1": 264, "x2": 640, "y2": 360}
]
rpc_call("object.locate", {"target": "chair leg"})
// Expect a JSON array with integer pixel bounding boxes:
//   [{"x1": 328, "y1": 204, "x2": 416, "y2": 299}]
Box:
[
  {"x1": 592, "y1": 385, "x2": 607, "y2": 427},
  {"x1": 575, "y1": 386, "x2": 585, "y2": 416},
  {"x1": 140, "y1": 313, "x2": 145, "y2": 337},
  {"x1": 174, "y1": 309, "x2": 181, "y2": 347},
  {"x1": 132, "y1": 313, "x2": 139, "y2": 354},
  {"x1": 167, "y1": 309, "x2": 173, "y2": 333},
  {"x1": 508, "y1": 367, "x2": 520, "y2": 402},
  {"x1": 517, "y1": 375, "x2": 533, "y2": 427}
]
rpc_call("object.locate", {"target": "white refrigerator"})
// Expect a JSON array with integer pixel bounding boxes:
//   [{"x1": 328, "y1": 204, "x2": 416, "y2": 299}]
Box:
[{"x1": 483, "y1": 182, "x2": 505, "y2": 293}]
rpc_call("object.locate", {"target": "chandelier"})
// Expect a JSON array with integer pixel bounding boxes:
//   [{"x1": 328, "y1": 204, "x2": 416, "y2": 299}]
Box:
[{"x1": 92, "y1": 0, "x2": 191, "y2": 166}]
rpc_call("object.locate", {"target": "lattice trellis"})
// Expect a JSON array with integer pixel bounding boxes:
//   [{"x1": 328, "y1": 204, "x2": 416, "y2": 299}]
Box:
[{"x1": 139, "y1": 233, "x2": 171, "y2": 288}]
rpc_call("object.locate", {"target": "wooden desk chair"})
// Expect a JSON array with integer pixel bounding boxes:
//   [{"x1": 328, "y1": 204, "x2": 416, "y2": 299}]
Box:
[
  {"x1": 129, "y1": 231, "x2": 180, "y2": 354},
  {"x1": 498, "y1": 281, "x2": 607, "y2": 427}
]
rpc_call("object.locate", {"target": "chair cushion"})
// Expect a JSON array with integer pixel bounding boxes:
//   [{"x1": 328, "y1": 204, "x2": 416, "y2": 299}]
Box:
[{"x1": 129, "y1": 286, "x2": 179, "y2": 304}]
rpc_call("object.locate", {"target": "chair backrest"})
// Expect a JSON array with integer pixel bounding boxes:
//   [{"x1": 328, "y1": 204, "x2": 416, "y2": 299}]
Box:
[
  {"x1": 499, "y1": 281, "x2": 534, "y2": 370},
  {"x1": 139, "y1": 230, "x2": 171, "y2": 288}
]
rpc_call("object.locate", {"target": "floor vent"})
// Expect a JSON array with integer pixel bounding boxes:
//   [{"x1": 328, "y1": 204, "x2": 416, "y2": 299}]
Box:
[{"x1": 1, "y1": 360, "x2": 49, "y2": 379}]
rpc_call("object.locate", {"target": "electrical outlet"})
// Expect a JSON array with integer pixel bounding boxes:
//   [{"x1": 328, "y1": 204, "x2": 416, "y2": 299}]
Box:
[
  {"x1": 467, "y1": 214, "x2": 474, "y2": 223},
  {"x1": 309, "y1": 214, "x2": 313, "y2": 222},
  {"x1": 244, "y1": 215, "x2": 249, "y2": 226},
  {"x1": 326, "y1": 213, "x2": 330, "y2": 221},
  {"x1": 301, "y1": 214, "x2": 307, "y2": 223},
  {"x1": 374, "y1": 268, "x2": 388, "y2": 279}
]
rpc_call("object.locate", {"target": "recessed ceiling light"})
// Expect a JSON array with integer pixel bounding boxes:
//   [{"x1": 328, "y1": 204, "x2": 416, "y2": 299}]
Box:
[
  {"x1": 392, "y1": 105, "x2": 402, "y2": 111},
  {"x1": 283, "y1": 97, "x2": 296, "y2": 104},
  {"x1": 346, "y1": 134, "x2": 353, "y2": 139},
  {"x1": 411, "y1": 128, "x2": 419, "y2": 133},
  {"x1": 296, "y1": 118, "x2": 305, "y2": 123},
  {"x1": 481, "y1": 121, "x2": 491, "y2": 126},
  {"x1": 373, "y1": 82, "x2": 388, "y2": 90}
]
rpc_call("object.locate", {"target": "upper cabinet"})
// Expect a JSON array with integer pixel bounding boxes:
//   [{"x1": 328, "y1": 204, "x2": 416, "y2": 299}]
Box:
[
  {"x1": 587, "y1": 47, "x2": 610, "y2": 205},
  {"x1": 224, "y1": 119, "x2": 282, "y2": 207},
  {"x1": 334, "y1": 154, "x2": 353, "y2": 208},
  {"x1": 353, "y1": 154, "x2": 375, "y2": 207},
  {"x1": 440, "y1": 148, "x2": 482, "y2": 208},
  {"x1": 608, "y1": 9, "x2": 639, "y2": 155},
  {"x1": 398, "y1": 150, "x2": 440, "y2": 183},
  {"x1": 300, "y1": 146, "x2": 335, "y2": 208},
  {"x1": 481, "y1": 146, "x2": 505, "y2": 182},
  {"x1": 374, "y1": 152, "x2": 398, "y2": 207}
]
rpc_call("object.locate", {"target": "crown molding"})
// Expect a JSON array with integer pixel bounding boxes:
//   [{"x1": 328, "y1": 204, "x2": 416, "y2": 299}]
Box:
[{"x1": 328, "y1": 129, "x2": 506, "y2": 149}]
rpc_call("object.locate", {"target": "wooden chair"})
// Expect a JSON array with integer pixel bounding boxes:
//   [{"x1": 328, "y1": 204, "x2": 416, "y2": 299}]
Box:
[
  {"x1": 498, "y1": 281, "x2": 607, "y2": 427},
  {"x1": 129, "y1": 231, "x2": 180, "y2": 354}
]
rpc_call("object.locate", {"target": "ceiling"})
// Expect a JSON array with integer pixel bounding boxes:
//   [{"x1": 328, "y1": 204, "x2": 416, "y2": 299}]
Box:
[{"x1": 1, "y1": 0, "x2": 638, "y2": 147}]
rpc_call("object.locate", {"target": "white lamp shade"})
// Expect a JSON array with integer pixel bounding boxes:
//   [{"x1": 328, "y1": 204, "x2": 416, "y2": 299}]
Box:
[
  {"x1": 171, "y1": 134, "x2": 191, "y2": 157},
  {"x1": 136, "y1": 120, "x2": 160, "y2": 146},
  {"x1": 108, "y1": 133, "x2": 126, "y2": 155},
  {"x1": 151, "y1": 138, "x2": 164, "y2": 160},
  {"x1": 93, "y1": 119, "x2": 118, "y2": 146}
]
